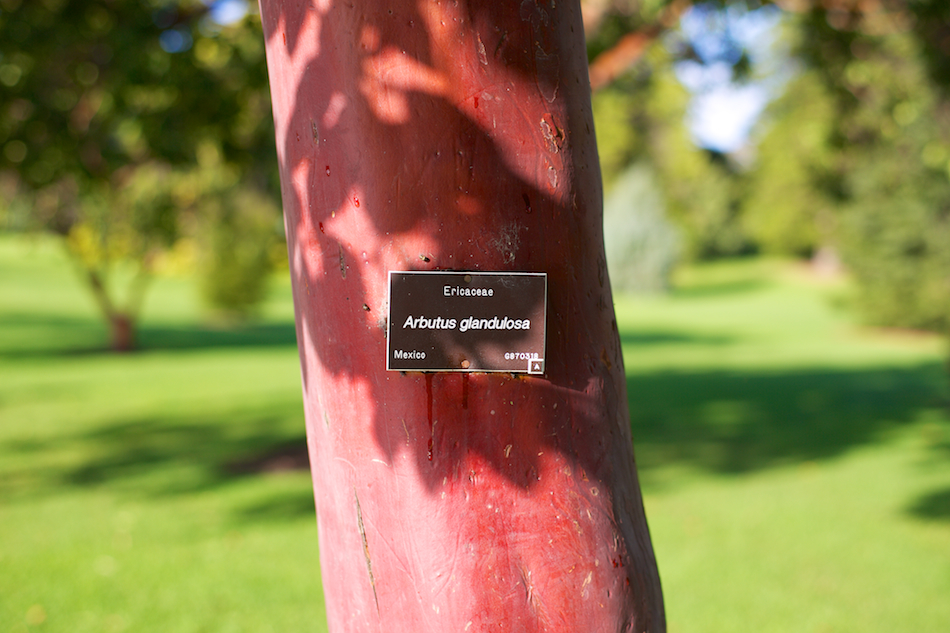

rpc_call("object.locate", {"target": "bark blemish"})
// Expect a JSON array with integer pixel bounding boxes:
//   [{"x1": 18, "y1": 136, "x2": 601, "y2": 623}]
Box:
[
  {"x1": 339, "y1": 244, "x2": 346, "y2": 279},
  {"x1": 354, "y1": 490, "x2": 379, "y2": 613},
  {"x1": 476, "y1": 33, "x2": 489, "y2": 66},
  {"x1": 539, "y1": 113, "x2": 563, "y2": 153},
  {"x1": 534, "y1": 47, "x2": 559, "y2": 103},
  {"x1": 492, "y1": 222, "x2": 523, "y2": 264},
  {"x1": 493, "y1": 31, "x2": 508, "y2": 58},
  {"x1": 425, "y1": 374, "x2": 434, "y2": 461},
  {"x1": 520, "y1": 565, "x2": 540, "y2": 614}
]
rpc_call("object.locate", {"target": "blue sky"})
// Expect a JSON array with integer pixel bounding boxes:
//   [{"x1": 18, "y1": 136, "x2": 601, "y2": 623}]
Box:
[
  {"x1": 674, "y1": 4, "x2": 785, "y2": 153},
  {"x1": 204, "y1": 0, "x2": 783, "y2": 154},
  {"x1": 205, "y1": 0, "x2": 249, "y2": 25}
]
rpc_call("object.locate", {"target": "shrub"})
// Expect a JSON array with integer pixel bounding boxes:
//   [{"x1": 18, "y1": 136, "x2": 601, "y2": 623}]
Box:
[
  {"x1": 603, "y1": 162, "x2": 682, "y2": 294},
  {"x1": 198, "y1": 187, "x2": 283, "y2": 317}
]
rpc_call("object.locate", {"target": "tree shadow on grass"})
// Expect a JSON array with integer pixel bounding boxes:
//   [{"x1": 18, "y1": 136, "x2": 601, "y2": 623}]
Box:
[
  {"x1": 0, "y1": 313, "x2": 298, "y2": 358},
  {"x1": 0, "y1": 313, "x2": 108, "y2": 356},
  {"x1": 6, "y1": 322, "x2": 943, "y2": 532},
  {"x1": 619, "y1": 330, "x2": 736, "y2": 347},
  {"x1": 669, "y1": 278, "x2": 770, "y2": 299},
  {"x1": 64, "y1": 416, "x2": 306, "y2": 491},
  {"x1": 6, "y1": 362, "x2": 944, "y2": 499},
  {"x1": 907, "y1": 487, "x2": 950, "y2": 521},
  {"x1": 626, "y1": 362, "x2": 948, "y2": 476},
  {"x1": 232, "y1": 489, "x2": 316, "y2": 525},
  {"x1": 0, "y1": 312, "x2": 307, "y2": 525},
  {"x1": 136, "y1": 322, "x2": 298, "y2": 351},
  {"x1": 223, "y1": 439, "x2": 310, "y2": 475},
  {"x1": 905, "y1": 430, "x2": 950, "y2": 522},
  {"x1": 1, "y1": 403, "x2": 313, "y2": 525}
]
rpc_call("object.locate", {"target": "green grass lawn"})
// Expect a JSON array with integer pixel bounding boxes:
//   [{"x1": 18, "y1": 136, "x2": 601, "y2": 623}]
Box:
[
  {"x1": 2, "y1": 236, "x2": 948, "y2": 632},
  {"x1": 0, "y1": 236, "x2": 323, "y2": 633},
  {"x1": 620, "y1": 261, "x2": 950, "y2": 632}
]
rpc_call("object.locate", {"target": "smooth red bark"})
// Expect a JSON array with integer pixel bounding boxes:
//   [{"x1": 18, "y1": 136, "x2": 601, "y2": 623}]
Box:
[{"x1": 258, "y1": 1, "x2": 664, "y2": 630}]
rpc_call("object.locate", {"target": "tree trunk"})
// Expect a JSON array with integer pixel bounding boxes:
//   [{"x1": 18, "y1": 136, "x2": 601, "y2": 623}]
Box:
[
  {"x1": 109, "y1": 313, "x2": 135, "y2": 353},
  {"x1": 257, "y1": 1, "x2": 664, "y2": 630},
  {"x1": 81, "y1": 265, "x2": 136, "y2": 352}
]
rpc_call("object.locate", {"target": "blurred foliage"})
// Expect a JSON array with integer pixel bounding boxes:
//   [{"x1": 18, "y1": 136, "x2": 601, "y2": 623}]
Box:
[
  {"x1": 740, "y1": 67, "x2": 836, "y2": 257},
  {"x1": 590, "y1": 0, "x2": 950, "y2": 336},
  {"x1": 198, "y1": 186, "x2": 283, "y2": 317},
  {"x1": 586, "y1": 1, "x2": 780, "y2": 268},
  {"x1": 744, "y1": 4, "x2": 950, "y2": 333},
  {"x1": 814, "y1": 23, "x2": 950, "y2": 333},
  {"x1": 592, "y1": 45, "x2": 746, "y2": 262},
  {"x1": 603, "y1": 161, "x2": 681, "y2": 293},
  {"x1": 3, "y1": 0, "x2": 948, "y2": 339},
  {"x1": 0, "y1": 0, "x2": 279, "y2": 348}
]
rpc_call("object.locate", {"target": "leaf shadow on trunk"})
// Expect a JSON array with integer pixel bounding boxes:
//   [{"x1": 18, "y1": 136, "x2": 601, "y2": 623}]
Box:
[
  {"x1": 260, "y1": 0, "x2": 663, "y2": 626},
  {"x1": 267, "y1": 0, "x2": 626, "y2": 492}
]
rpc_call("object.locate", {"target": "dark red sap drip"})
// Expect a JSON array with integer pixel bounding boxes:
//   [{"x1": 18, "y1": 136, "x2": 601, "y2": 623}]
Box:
[
  {"x1": 425, "y1": 374, "x2": 434, "y2": 461},
  {"x1": 325, "y1": 165, "x2": 331, "y2": 176},
  {"x1": 318, "y1": 222, "x2": 325, "y2": 233},
  {"x1": 461, "y1": 374, "x2": 469, "y2": 410},
  {"x1": 473, "y1": 96, "x2": 479, "y2": 109},
  {"x1": 522, "y1": 193, "x2": 532, "y2": 214},
  {"x1": 354, "y1": 197, "x2": 360, "y2": 208}
]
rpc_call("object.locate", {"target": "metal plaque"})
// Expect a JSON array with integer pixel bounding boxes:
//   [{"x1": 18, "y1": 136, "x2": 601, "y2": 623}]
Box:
[{"x1": 387, "y1": 271, "x2": 547, "y2": 373}]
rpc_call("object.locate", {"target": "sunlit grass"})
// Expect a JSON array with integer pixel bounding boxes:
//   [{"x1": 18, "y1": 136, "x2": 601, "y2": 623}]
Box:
[
  {"x1": 0, "y1": 235, "x2": 324, "y2": 633},
  {"x1": 1, "y1": 235, "x2": 948, "y2": 632},
  {"x1": 618, "y1": 258, "x2": 950, "y2": 632}
]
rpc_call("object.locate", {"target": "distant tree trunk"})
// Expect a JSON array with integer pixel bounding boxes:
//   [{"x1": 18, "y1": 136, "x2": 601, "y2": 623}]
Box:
[
  {"x1": 108, "y1": 313, "x2": 134, "y2": 353},
  {"x1": 258, "y1": 1, "x2": 664, "y2": 631},
  {"x1": 82, "y1": 266, "x2": 137, "y2": 352}
]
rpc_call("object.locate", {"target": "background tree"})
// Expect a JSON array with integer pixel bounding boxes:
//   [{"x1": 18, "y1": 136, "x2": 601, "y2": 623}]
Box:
[
  {"x1": 0, "y1": 0, "x2": 281, "y2": 349},
  {"x1": 591, "y1": 44, "x2": 741, "y2": 291},
  {"x1": 740, "y1": 66, "x2": 836, "y2": 257},
  {"x1": 587, "y1": 0, "x2": 950, "y2": 341},
  {"x1": 743, "y1": 1, "x2": 950, "y2": 334},
  {"x1": 4, "y1": 0, "x2": 945, "y2": 347}
]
